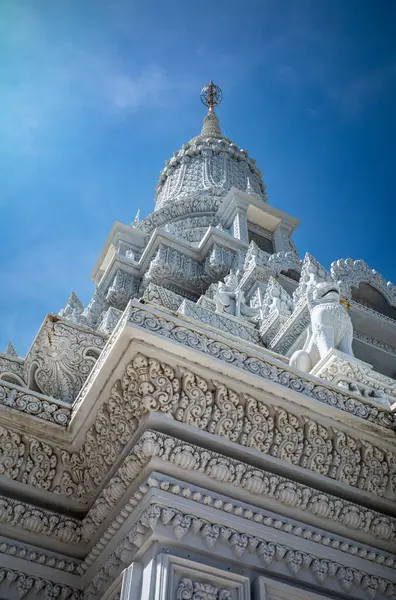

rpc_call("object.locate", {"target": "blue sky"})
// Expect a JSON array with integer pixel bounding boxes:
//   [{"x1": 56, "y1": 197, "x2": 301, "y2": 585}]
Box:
[{"x1": 0, "y1": 0, "x2": 395, "y2": 355}]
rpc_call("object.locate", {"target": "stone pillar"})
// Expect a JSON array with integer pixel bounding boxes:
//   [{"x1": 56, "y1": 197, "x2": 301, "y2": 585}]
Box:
[
  {"x1": 120, "y1": 563, "x2": 143, "y2": 600},
  {"x1": 136, "y1": 553, "x2": 251, "y2": 600},
  {"x1": 273, "y1": 222, "x2": 293, "y2": 254},
  {"x1": 232, "y1": 210, "x2": 249, "y2": 244}
]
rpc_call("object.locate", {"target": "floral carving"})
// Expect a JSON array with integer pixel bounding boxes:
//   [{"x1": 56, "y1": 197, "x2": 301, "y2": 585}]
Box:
[
  {"x1": 271, "y1": 408, "x2": 303, "y2": 465},
  {"x1": 127, "y1": 304, "x2": 396, "y2": 431},
  {"x1": 175, "y1": 368, "x2": 212, "y2": 429},
  {"x1": 208, "y1": 381, "x2": 243, "y2": 442},
  {"x1": 124, "y1": 354, "x2": 180, "y2": 415},
  {"x1": 329, "y1": 430, "x2": 361, "y2": 486},
  {"x1": 358, "y1": 441, "x2": 389, "y2": 497},
  {"x1": 0, "y1": 426, "x2": 25, "y2": 479},
  {"x1": 0, "y1": 382, "x2": 70, "y2": 426},
  {"x1": 21, "y1": 439, "x2": 57, "y2": 491},
  {"x1": 301, "y1": 417, "x2": 332, "y2": 475},
  {"x1": 176, "y1": 578, "x2": 231, "y2": 600},
  {"x1": 240, "y1": 395, "x2": 273, "y2": 453}
]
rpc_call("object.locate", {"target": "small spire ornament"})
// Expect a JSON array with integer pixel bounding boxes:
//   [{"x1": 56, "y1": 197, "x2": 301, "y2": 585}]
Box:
[
  {"x1": 132, "y1": 209, "x2": 140, "y2": 227},
  {"x1": 200, "y1": 81, "x2": 223, "y2": 138},
  {"x1": 5, "y1": 341, "x2": 18, "y2": 357},
  {"x1": 200, "y1": 80, "x2": 223, "y2": 113}
]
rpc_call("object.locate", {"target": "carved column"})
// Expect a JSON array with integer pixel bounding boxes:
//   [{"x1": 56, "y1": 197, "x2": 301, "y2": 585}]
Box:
[
  {"x1": 273, "y1": 222, "x2": 293, "y2": 254},
  {"x1": 232, "y1": 210, "x2": 249, "y2": 244}
]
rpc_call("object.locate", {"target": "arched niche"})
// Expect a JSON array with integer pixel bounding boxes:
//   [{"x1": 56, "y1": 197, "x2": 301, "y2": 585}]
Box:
[{"x1": 352, "y1": 282, "x2": 396, "y2": 320}]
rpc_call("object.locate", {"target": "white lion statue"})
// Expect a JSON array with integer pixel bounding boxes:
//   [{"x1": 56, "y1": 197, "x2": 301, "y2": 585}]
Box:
[{"x1": 290, "y1": 281, "x2": 353, "y2": 372}]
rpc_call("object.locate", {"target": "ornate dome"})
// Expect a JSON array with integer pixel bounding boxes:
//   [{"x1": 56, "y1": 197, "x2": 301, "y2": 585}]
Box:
[
  {"x1": 155, "y1": 95, "x2": 267, "y2": 211},
  {"x1": 138, "y1": 83, "x2": 268, "y2": 244}
]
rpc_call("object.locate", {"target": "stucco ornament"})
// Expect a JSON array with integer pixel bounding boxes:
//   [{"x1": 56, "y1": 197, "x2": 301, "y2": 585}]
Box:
[
  {"x1": 214, "y1": 272, "x2": 257, "y2": 321},
  {"x1": 290, "y1": 281, "x2": 354, "y2": 372}
]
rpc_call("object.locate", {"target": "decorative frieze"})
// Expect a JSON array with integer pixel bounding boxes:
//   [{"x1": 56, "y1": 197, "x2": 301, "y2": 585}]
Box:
[
  {"x1": 0, "y1": 539, "x2": 80, "y2": 573},
  {"x1": 354, "y1": 331, "x2": 396, "y2": 357},
  {"x1": 1, "y1": 348, "x2": 394, "y2": 507},
  {"x1": 178, "y1": 300, "x2": 259, "y2": 343},
  {"x1": 0, "y1": 567, "x2": 79, "y2": 600},
  {"x1": 126, "y1": 304, "x2": 396, "y2": 431},
  {"x1": 311, "y1": 350, "x2": 396, "y2": 408},
  {"x1": 0, "y1": 381, "x2": 71, "y2": 426},
  {"x1": 86, "y1": 501, "x2": 396, "y2": 600},
  {"x1": 176, "y1": 579, "x2": 232, "y2": 600},
  {"x1": 82, "y1": 430, "x2": 396, "y2": 546}
]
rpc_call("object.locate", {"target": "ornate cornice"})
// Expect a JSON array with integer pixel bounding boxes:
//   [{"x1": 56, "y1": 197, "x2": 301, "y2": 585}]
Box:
[
  {"x1": 82, "y1": 430, "x2": 396, "y2": 548},
  {"x1": 0, "y1": 567, "x2": 79, "y2": 600},
  {"x1": 85, "y1": 501, "x2": 396, "y2": 600},
  {"x1": 0, "y1": 539, "x2": 80, "y2": 574},
  {"x1": 0, "y1": 347, "x2": 395, "y2": 517},
  {"x1": 125, "y1": 303, "x2": 396, "y2": 431}
]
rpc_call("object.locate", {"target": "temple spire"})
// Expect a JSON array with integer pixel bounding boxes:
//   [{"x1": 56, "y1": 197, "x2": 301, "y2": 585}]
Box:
[
  {"x1": 200, "y1": 111, "x2": 222, "y2": 138},
  {"x1": 5, "y1": 341, "x2": 18, "y2": 356}
]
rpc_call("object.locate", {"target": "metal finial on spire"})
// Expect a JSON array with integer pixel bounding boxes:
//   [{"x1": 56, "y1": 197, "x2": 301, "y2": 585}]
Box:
[
  {"x1": 132, "y1": 209, "x2": 140, "y2": 227},
  {"x1": 200, "y1": 81, "x2": 223, "y2": 113}
]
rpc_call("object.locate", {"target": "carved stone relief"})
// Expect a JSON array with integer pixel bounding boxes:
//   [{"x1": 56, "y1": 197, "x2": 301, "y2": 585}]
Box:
[{"x1": 23, "y1": 317, "x2": 107, "y2": 403}]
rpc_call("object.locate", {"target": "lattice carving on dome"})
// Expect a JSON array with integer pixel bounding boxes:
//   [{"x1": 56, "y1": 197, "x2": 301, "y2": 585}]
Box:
[{"x1": 155, "y1": 136, "x2": 266, "y2": 210}]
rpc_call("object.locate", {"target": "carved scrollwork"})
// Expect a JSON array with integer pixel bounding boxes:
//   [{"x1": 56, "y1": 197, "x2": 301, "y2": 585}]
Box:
[
  {"x1": 301, "y1": 417, "x2": 332, "y2": 476},
  {"x1": 21, "y1": 439, "x2": 57, "y2": 490},
  {"x1": 240, "y1": 395, "x2": 273, "y2": 453},
  {"x1": 175, "y1": 368, "x2": 212, "y2": 429},
  {"x1": 271, "y1": 408, "x2": 303, "y2": 465},
  {"x1": 176, "y1": 578, "x2": 232, "y2": 600},
  {"x1": 0, "y1": 426, "x2": 25, "y2": 480},
  {"x1": 329, "y1": 430, "x2": 361, "y2": 487},
  {"x1": 209, "y1": 381, "x2": 243, "y2": 442},
  {"x1": 358, "y1": 441, "x2": 389, "y2": 497}
]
